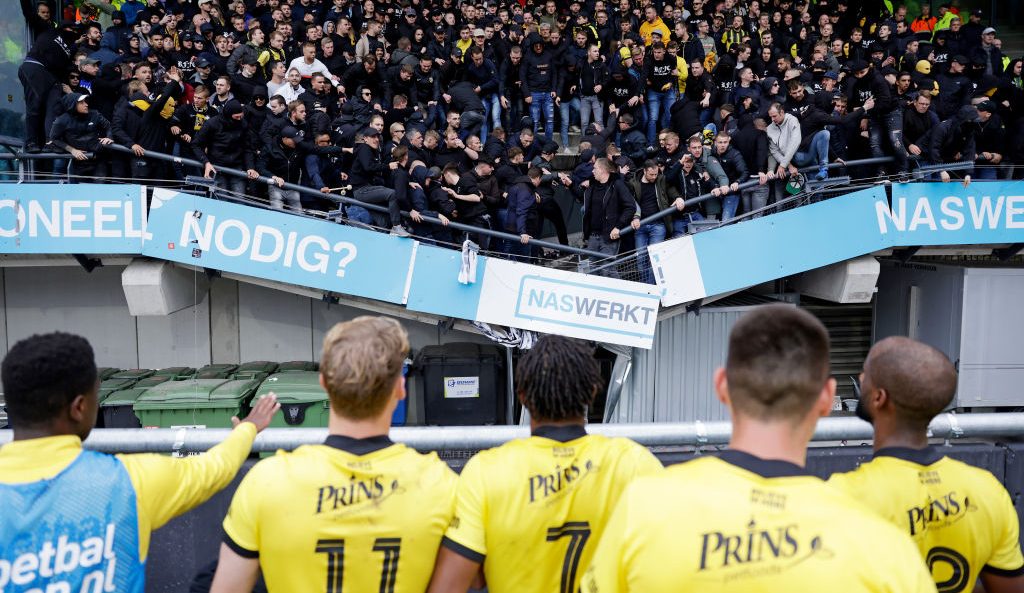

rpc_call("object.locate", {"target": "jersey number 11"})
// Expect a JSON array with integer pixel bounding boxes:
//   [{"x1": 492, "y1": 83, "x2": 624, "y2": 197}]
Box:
[{"x1": 315, "y1": 537, "x2": 401, "y2": 593}]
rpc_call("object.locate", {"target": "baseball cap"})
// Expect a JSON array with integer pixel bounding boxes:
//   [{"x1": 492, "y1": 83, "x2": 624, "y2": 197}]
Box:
[
  {"x1": 975, "y1": 100, "x2": 996, "y2": 113},
  {"x1": 951, "y1": 54, "x2": 970, "y2": 65},
  {"x1": 613, "y1": 155, "x2": 632, "y2": 168},
  {"x1": 81, "y1": 57, "x2": 100, "y2": 66},
  {"x1": 434, "y1": 24, "x2": 446, "y2": 33},
  {"x1": 473, "y1": 28, "x2": 485, "y2": 36},
  {"x1": 452, "y1": 47, "x2": 463, "y2": 57},
  {"x1": 847, "y1": 58, "x2": 869, "y2": 72},
  {"x1": 823, "y1": 70, "x2": 840, "y2": 80},
  {"x1": 223, "y1": 100, "x2": 244, "y2": 116},
  {"x1": 982, "y1": 26, "x2": 996, "y2": 35},
  {"x1": 404, "y1": 7, "x2": 417, "y2": 15},
  {"x1": 195, "y1": 57, "x2": 212, "y2": 68},
  {"x1": 75, "y1": 94, "x2": 89, "y2": 103},
  {"x1": 971, "y1": 8, "x2": 983, "y2": 16},
  {"x1": 541, "y1": 140, "x2": 558, "y2": 154},
  {"x1": 425, "y1": 166, "x2": 443, "y2": 180},
  {"x1": 200, "y1": 22, "x2": 213, "y2": 33},
  {"x1": 651, "y1": 29, "x2": 663, "y2": 36},
  {"x1": 361, "y1": 127, "x2": 381, "y2": 137},
  {"x1": 280, "y1": 126, "x2": 301, "y2": 140},
  {"x1": 579, "y1": 148, "x2": 596, "y2": 162}
]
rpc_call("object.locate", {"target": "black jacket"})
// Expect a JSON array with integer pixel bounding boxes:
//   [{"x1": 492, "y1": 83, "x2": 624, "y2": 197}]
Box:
[
  {"x1": 191, "y1": 114, "x2": 254, "y2": 168},
  {"x1": 349, "y1": 142, "x2": 388, "y2": 188},
  {"x1": 49, "y1": 94, "x2": 110, "y2": 153},
  {"x1": 111, "y1": 81, "x2": 182, "y2": 152},
  {"x1": 257, "y1": 139, "x2": 304, "y2": 184},
  {"x1": 582, "y1": 175, "x2": 635, "y2": 239}
]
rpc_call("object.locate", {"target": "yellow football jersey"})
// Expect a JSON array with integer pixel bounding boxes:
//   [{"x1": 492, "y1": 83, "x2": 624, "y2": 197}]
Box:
[
  {"x1": 442, "y1": 425, "x2": 663, "y2": 593},
  {"x1": 582, "y1": 450, "x2": 937, "y2": 593},
  {"x1": 829, "y1": 447, "x2": 1024, "y2": 592},
  {"x1": 222, "y1": 435, "x2": 457, "y2": 593}
]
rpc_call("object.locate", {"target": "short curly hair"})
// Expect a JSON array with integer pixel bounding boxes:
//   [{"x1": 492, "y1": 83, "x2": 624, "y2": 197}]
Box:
[{"x1": 2, "y1": 332, "x2": 98, "y2": 427}]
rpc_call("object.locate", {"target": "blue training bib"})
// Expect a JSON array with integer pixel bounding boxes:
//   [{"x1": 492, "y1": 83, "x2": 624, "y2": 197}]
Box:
[{"x1": 0, "y1": 450, "x2": 144, "y2": 593}]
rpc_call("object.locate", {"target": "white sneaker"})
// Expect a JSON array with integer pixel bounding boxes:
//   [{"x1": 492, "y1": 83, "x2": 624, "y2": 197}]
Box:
[{"x1": 390, "y1": 225, "x2": 411, "y2": 237}]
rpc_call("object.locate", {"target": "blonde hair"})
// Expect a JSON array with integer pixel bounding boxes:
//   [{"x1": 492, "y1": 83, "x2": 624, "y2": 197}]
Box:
[{"x1": 320, "y1": 316, "x2": 409, "y2": 419}]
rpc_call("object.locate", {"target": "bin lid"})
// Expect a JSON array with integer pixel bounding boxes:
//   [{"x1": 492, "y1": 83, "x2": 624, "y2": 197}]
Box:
[
  {"x1": 102, "y1": 388, "x2": 149, "y2": 407},
  {"x1": 132, "y1": 376, "x2": 169, "y2": 389},
  {"x1": 415, "y1": 343, "x2": 506, "y2": 364},
  {"x1": 276, "y1": 361, "x2": 319, "y2": 372},
  {"x1": 231, "y1": 370, "x2": 271, "y2": 382},
  {"x1": 97, "y1": 367, "x2": 120, "y2": 381},
  {"x1": 110, "y1": 369, "x2": 156, "y2": 380},
  {"x1": 134, "y1": 379, "x2": 259, "y2": 409},
  {"x1": 193, "y1": 364, "x2": 239, "y2": 379},
  {"x1": 152, "y1": 367, "x2": 195, "y2": 378},
  {"x1": 100, "y1": 377, "x2": 137, "y2": 392},
  {"x1": 255, "y1": 372, "x2": 327, "y2": 404},
  {"x1": 236, "y1": 361, "x2": 279, "y2": 373}
]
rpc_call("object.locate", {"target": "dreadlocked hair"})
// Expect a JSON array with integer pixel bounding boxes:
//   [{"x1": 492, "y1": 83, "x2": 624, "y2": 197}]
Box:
[{"x1": 515, "y1": 335, "x2": 601, "y2": 422}]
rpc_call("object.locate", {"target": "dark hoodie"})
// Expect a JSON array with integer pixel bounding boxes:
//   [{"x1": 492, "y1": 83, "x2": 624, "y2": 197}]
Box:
[
  {"x1": 191, "y1": 100, "x2": 254, "y2": 168},
  {"x1": 520, "y1": 33, "x2": 558, "y2": 95},
  {"x1": 504, "y1": 175, "x2": 538, "y2": 235},
  {"x1": 922, "y1": 104, "x2": 979, "y2": 164},
  {"x1": 48, "y1": 94, "x2": 110, "y2": 152}
]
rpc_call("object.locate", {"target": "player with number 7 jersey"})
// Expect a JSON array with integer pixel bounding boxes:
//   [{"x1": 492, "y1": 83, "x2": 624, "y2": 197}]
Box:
[
  {"x1": 211, "y1": 317, "x2": 457, "y2": 593},
  {"x1": 426, "y1": 336, "x2": 663, "y2": 593}
]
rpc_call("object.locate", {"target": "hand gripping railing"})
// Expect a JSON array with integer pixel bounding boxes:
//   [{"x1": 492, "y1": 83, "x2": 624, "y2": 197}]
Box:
[{"x1": 0, "y1": 137, "x2": 609, "y2": 260}]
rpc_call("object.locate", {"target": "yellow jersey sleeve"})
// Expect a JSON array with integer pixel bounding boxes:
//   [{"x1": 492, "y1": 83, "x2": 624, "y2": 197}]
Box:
[
  {"x1": 443, "y1": 453, "x2": 489, "y2": 560},
  {"x1": 580, "y1": 480, "x2": 636, "y2": 593},
  {"x1": 984, "y1": 479, "x2": 1024, "y2": 573},
  {"x1": 117, "y1": 422, "x2": 257, "y2": 561},
  {"x1": 221, "y1": 452, "x2": 272, "y2": 556}
]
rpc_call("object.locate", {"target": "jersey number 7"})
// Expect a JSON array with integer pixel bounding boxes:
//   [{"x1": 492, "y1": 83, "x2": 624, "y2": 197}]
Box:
[
  {"x1": 315, "y1": 537, "x2": 401, "y2": 593},
  {"x1": 546, "y1": 521, "x2": 591, "y2": 593}
]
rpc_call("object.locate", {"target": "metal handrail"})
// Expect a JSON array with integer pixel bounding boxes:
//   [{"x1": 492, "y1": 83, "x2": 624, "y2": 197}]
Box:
[
  {"x1": 617, "y1": 156, "x2": 898, "y2": 237},
  {"x1": 0, "y1": 137, "x2": 610, "y2": 260},
  {"x1": 0, "y1": 412, "x2": 1018, "y2": 452}
]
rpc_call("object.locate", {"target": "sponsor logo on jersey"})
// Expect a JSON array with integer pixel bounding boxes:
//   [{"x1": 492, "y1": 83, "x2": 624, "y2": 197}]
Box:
[
  {"x1": 906, "y1": 491, "x2": 977, "y2": 536},
  {"x1": 315, "y1": 476, "x2": 400, "y2": 514},
  {"x1": 698, "y1": 520, "x2": 833, "y2": 578},
  {"x1": 528, "y1": 460, "x2": 596, "y2": 503}
]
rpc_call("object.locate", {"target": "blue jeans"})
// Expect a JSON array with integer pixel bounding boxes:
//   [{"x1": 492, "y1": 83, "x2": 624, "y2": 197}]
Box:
[
  {"x1": 721, "y1": 194, "x2": 739, "y2": 221},
  {"x1": 481, "y1": 94, "x2": 501, "y2": 143},
  {"x1": 530, "y1": 92, "x2": 555, "y2": 142},
  {"x1": 794, "y1": 130, "x2": 831, "y2": 177},
  {"x1": 580, "y1": 95, "x2": 603, "y2": 133},
  {"x1": 671, "y1": 212, "x2": 706, "y2": 238},
  {"x1": 645, "y1": 88, "x2": 677, "y2": 144},
  {"x1": 634, "y1": 222, "x2": 667, "y2": 284},
  {"x1": 559, "y1": 96, "x2": 581, "y2": 148}
]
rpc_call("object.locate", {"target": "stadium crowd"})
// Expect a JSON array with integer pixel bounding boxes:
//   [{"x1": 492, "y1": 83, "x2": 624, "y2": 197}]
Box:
[{"x1": 15, "y1": 0, "x2": 1024, "y2": 266}]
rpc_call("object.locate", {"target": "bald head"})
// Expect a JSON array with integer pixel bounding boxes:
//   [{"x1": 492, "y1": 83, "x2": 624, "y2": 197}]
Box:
[{"x1": 863, "y1": 337, "x2": 957, "y2": 427}]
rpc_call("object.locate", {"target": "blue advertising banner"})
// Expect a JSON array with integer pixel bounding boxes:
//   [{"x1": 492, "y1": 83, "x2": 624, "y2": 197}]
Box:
[
  {"x1": 142, "y1": 188, "x2": 416, "y2": 304},
  {"x1": 0, "y1": 184, "x2": 147, "y2": 253},
  {"x1": 880, "y1": 182, "x2": 1024, "y2": 246},
  {"x1": 651, "y1": 181, "x2": 1024, "y2": 307}
]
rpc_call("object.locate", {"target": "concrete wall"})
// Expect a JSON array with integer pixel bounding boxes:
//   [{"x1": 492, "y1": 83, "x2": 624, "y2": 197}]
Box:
[{"x1": 0, "y1": 264, "x2": 493, "y2": 422}]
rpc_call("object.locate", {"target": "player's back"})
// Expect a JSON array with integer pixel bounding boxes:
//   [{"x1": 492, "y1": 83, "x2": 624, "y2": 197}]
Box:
[
  {"x1": 583, "y1": 450, "x2": 936, "y2": 593},
  {"x1": 222, "y1": 436, "x2": 457, "y2": 593},
  {"x1": 829, "y1": 447, "x2": 1024, "y2": 591},
  {"x1": 443, "y1": 426, "x2": 663, "y2": 593}
]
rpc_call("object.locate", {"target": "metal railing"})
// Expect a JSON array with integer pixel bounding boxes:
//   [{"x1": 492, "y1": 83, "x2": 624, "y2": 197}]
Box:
[
  {"x1": 0, "y1": 136, "x2": 610, "y2": 261},
  {"x1": 615, "y1": 156, "x2": 981, "y2": 238},
  {"x1": 1, "y1": 412, "x2": 1019, "y2": 453}
]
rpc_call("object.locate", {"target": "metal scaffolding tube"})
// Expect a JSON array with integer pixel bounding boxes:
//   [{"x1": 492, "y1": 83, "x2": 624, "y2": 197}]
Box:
[{"x1": 2, "y1": 413, "x2": 1020, "y2": 453}]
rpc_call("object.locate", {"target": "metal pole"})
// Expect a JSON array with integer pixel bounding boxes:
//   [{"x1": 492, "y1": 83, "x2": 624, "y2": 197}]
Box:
[
  {"x1": 2, "y1": 412, "x2": 1020, "y2": 453},
  {"x1": 99, "y1": 144, "x2": 608, "y2": 260},
  {"x1": 617, "y1": 156, "x2": 896, "y2": 237}
]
